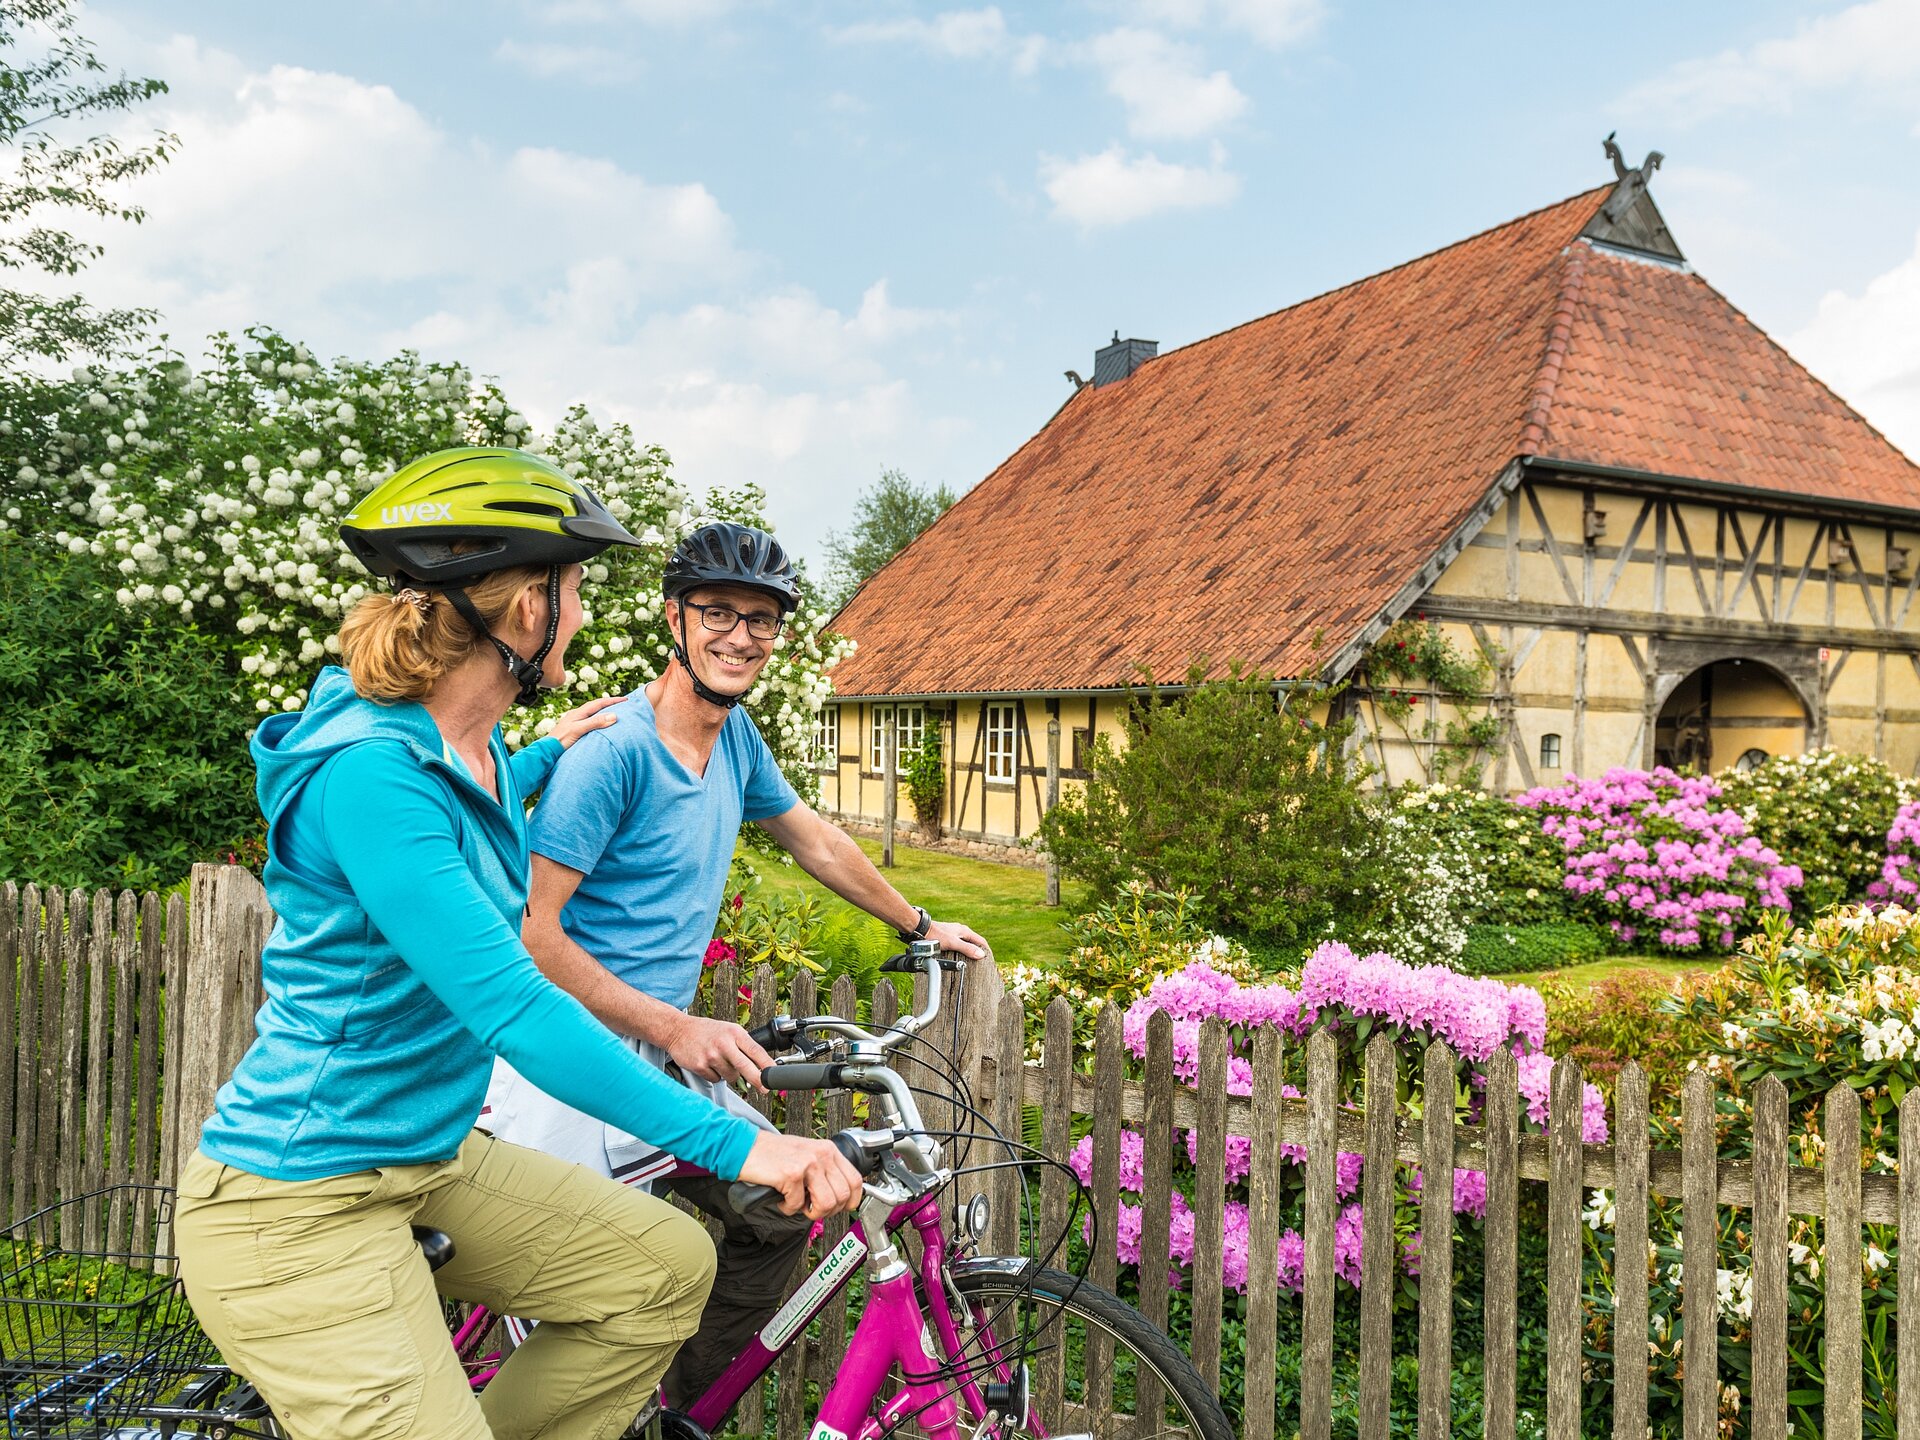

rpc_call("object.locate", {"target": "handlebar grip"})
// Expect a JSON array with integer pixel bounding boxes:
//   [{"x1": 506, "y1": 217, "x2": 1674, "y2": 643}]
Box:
[
  {"x1": 747, "y1": 1016, "x2": 798, "y2": 1055},
  {"x1": 760, "y1": 1062, "x2": 845, "y2": 1091},
  {"x1": 727, "y1": 1130, "x2": 884, "y2": 1215}
]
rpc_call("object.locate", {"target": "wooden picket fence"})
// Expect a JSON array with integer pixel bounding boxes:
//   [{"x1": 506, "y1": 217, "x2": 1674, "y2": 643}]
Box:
[{"x1": 0, "y1": 864, "x2": 1911, "y2": 1440}]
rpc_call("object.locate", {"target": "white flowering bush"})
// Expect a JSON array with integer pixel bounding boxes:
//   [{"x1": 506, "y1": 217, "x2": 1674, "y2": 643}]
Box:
[
  {"x1": 0, "y1": 328, "x2": 849, "y2": 803},
  {"x1": 1718, "y1": 748, "x2": 1919, "y2": 912},
  {"x1": 1348, "y1": 810, "x2": 1489, "y2": 965},
  {"x1": 1389, "y1": 781, "x2": 1569, "y2": 926}
]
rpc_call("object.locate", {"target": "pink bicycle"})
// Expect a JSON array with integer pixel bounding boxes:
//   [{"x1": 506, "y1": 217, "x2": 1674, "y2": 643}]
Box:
[
  {"x1": 452, "y1": 941, "x2": 1232, "y2": 1440},
  {"x1": 1, "y1": 944, "x2": 1229, "y2": 1439}
]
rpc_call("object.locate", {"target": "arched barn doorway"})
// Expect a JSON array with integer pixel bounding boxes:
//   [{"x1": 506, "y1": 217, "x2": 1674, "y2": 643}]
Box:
[{"x1": 1654, "y1": 658, "x2": 1809, "y2": 774}]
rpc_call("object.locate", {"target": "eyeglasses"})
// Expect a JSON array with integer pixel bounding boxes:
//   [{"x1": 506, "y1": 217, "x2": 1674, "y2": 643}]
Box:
[{"x1": 683, "y1": 601, "x2": 786, "y2": 640}]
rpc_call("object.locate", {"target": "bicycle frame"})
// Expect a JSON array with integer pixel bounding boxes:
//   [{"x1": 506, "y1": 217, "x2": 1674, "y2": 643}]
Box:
[{"x1": 685, "y1": 1183, "x2": 1007, "y2": 1440}]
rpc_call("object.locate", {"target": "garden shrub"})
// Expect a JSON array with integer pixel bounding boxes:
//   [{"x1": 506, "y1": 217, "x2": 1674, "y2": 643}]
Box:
[
  {"x1": 1718, "y1": 748, "x2": 1917, "y2": 912},
  {"x1": 1345, "y1": 809, "x2": 1491, "y2": 966},
  {"x1": 1036, "y1": 663, "x2": 1391, "y2": 948},
  {"x1": 1457, "y1": 921, "x2": 1610, "y2": 976},
  {"x1": 1516, "y1": 766, "x2": 1801, "y2": 952},
  {"x1": 0, "y1": 537, "x2": 255, "y2": 889},
  {"x1": 1389, "y1": 782, "x2": 1569, "y2": 926},
  {"x1": 1534, "y1": 967, "x2": 1699, "y2": 1098}
]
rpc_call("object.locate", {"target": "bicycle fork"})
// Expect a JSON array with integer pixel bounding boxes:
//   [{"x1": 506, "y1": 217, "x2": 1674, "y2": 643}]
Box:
[{"x1": 820, "y1": 1199, "x2": 967, "y2": 1440}]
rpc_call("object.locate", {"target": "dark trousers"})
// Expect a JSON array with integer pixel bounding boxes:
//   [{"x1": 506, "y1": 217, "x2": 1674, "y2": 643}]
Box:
[{"x1": 655, "y1": 1171, "x2": 814, "y2": 1408}]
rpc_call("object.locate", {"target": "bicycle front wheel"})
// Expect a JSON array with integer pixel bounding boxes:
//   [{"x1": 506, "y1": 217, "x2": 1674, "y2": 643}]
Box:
[{"x1": 950, "y1": 1258, "x2": 1233, "y2": 1440}]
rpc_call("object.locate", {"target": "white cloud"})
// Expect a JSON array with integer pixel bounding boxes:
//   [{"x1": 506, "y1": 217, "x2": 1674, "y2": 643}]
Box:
[
  {"x1": 1040, "y1": 143, "x2": 1240, "y2": 227},
  {"x1": 493, "y1": 39, "x2": 634, "y2": 84},
  {"x1": 1123, "y1": 0, "x2": 1322, "y2": 49},
  {"x1": 834, "y1": 7, "x2": 1046, "y2": 75},
  {"x1": 52, "y1": 33, "x2": 965, "y2": 558},
  {"x1": 1626, "y1": 0, "x2": 1920, "y2": 120},
  {"x1": 1087, "y1": 28, "x2": 1247, "y2": 140},
  {"x1": 1789, "y1": 227, "x2": 1920, "y2": 462}
]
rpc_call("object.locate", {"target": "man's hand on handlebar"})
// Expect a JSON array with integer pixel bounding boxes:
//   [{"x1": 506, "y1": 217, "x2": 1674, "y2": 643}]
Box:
[
  {"x1": 926, "y1": 918, "x2": 988, "y2": 961},
  {"x1": 666, "y1": 1014, "x2": 776, "y2": 1088},
  {"x1": 738, "y1": 1132, "x2": 865, "y2": 1220}
]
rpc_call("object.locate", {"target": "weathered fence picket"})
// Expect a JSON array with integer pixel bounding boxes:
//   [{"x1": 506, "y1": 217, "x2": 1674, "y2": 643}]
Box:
[
  {"x1": 1613, "y1": 1061, "x2": 1651, "y2": 1440},
  {"x1": 1358, "y1": 1033, "x2": 1396, "y2": 1440},
  {"x1": 0, "y1": 881, "x2": 188, "y2": 1255},
  {"x1": 1418, "y1": 1040, "x2": 1454, "y2": 1440},
  {"x1": 7, "y1": 866, "x2": 1920, "y2": 1440},
  {"x1": 1683, "y1": 1068, "x2": 1718, "y2": 1440},
  {"x1": 1243, "y1": 1023, "x2": 1282, "y2": 1440}
]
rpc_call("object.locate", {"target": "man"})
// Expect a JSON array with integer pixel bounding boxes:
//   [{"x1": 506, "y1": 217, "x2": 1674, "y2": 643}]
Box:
[{"x1": 483, "y1": 521, "x2": 988, "y2": 1407}]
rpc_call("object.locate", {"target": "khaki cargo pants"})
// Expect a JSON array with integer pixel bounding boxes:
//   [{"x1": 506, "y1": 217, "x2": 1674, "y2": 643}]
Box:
[{"x1": 174, "y1": 1130, "x2": 716, "y2": 1440}]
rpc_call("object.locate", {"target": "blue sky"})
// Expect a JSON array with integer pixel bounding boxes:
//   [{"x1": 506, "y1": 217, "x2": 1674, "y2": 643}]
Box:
[{"x1": 76, "y1": 0, "x2": 1920, "y2": 565}]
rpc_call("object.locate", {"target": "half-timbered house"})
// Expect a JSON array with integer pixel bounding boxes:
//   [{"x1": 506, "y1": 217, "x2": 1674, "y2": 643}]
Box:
[{"x1": 819, "y1": 146, "x2": 1920, "y2": 850}]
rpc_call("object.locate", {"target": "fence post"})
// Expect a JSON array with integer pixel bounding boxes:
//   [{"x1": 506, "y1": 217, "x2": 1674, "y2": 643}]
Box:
[
  {"x1": 1044, "y1": 714, "x2": 1060, "y2": 906},
  {"x1": 174, "y1": 864, "x2": 272, "y2": 1176},
  {"x1": 882, "y1": 713, "x2": 896, "y2": 869}
]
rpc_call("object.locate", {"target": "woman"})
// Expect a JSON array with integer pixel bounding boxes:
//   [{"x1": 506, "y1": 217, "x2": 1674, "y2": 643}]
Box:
[{"x1": 175, "y1": 447, "x2": 861, "y2": 1440}]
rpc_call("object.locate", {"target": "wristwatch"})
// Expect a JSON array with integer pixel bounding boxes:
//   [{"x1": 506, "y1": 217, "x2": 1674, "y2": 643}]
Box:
[{"x1": 897, "y1": 905, "x2": 932, "y2": 942}]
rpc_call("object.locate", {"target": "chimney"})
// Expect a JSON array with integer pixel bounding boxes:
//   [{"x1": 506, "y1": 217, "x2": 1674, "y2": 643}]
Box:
[{"x1": 1092, "y1": 331, "x2": 1158, "y2": 387}]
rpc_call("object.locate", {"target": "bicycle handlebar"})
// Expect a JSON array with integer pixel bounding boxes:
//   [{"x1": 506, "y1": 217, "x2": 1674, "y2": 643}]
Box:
[{"x1": 726, "y1": 1126, "x2": 893, "y2": 1216}]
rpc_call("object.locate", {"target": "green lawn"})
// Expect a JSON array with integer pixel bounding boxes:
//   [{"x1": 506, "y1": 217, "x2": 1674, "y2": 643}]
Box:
[
  {"x1": 737, "y1": 837, "x2": 1082, "y2": 970},
  {"x1": 1501, "y1": 955, "x2": 1725, "y2": 990}
]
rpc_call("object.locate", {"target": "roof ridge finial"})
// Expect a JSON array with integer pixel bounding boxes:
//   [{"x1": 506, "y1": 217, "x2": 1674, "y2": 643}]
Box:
[
  {"x1": 1602, "y1": 131, "x2": 1664, "y2": 205},
  {"x1": 1583, "y1": 133, "x2": 1683, "y2": 262}
]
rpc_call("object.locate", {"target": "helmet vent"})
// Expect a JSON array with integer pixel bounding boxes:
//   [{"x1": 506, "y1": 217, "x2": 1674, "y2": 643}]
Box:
[{"x1": 488, "y1": 500, "x2": 567, "y2": 518}]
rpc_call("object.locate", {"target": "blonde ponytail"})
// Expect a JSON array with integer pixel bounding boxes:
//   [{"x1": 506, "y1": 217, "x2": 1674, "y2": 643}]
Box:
[{"x1": 339, "y1": 563, "x2": 550, "y2": 703}]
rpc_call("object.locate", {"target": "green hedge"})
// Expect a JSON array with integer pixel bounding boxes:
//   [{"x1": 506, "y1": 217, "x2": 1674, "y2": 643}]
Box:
[
  {"x1": 0, "y1": 537, "x2": 256, "y2": 889},
  {"x1": 1457, "y1": 920, "x2": 1610, "y2": 976}
]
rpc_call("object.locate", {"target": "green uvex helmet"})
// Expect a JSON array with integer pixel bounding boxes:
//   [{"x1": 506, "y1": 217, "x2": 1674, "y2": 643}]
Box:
[{"x1": 339, "y1": 447, "x2": 640, "y2": 587}]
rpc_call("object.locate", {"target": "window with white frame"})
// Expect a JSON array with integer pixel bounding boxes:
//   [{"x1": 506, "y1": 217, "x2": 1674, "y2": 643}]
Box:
[
  {"x1": 814, "y1": 706, "x2": 839, "y2": 770},
  {"x1": 867, "y1": 704, "x2": 927, "y2": 772},
  {"x1": 1539, "y1": 733, "x2": 1562, "y2": 768},
  {"x1": 897, "y1": 705, "x2": 925, "y2": 760},
  {"x1": 985, "y1": 703, "x2": 1017, "y2": 782}
]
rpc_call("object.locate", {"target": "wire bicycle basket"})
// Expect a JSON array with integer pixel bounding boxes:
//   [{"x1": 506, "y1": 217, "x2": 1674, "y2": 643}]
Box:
[{"x1": 0, "y1": 1185, "x2": 225, "y2": 1438}]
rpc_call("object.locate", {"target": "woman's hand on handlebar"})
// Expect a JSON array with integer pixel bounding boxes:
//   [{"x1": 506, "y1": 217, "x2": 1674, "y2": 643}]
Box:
[{"x1": 739, "y1": 1132, "x2": 864, "y2": 1220}]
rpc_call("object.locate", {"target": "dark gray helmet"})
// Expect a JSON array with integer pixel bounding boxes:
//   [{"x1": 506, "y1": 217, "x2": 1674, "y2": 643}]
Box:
[{"x1": 662, "y1": 522, "x2": 800, "y2": 613}]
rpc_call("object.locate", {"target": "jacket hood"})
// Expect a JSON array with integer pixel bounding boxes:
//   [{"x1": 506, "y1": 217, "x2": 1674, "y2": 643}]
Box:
[{"x1": 252, "y1": 666, "x2": 442, "y2": 824}]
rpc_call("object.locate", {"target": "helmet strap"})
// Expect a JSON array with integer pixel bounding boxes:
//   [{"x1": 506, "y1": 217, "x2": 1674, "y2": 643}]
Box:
[
  {"x1": 441, "y1": 565, "x2": 563, "y2": 707},
  {"x1": 672, "y1": 608, "x2": 745, "y2": 710}
]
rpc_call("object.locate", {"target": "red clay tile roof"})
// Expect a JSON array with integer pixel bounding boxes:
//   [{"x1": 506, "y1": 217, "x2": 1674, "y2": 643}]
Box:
[{"x1": 827, "y1": 185, "x2": 1920, "y2": 698}]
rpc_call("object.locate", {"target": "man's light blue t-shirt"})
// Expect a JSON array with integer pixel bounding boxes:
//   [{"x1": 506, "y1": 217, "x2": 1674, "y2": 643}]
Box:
[{"x1": 528, "y1": 691, "x2": 800, "y2": 1008}]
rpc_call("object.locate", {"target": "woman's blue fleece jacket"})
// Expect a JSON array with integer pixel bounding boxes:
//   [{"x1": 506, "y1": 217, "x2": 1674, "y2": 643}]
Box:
[{"x1": 197, "y1": 666, "x2": 759, "y2": 1183}]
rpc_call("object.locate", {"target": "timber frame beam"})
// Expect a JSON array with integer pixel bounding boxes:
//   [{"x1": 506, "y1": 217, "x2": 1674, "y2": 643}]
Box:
[{"x1": 1418, "y1": 596, "x2": 1920, "y2": 656}]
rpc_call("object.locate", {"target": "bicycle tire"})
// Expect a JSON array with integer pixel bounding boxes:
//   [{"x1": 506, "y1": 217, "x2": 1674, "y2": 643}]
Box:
[{"x1": 950, "y1": 1258, "x2": 1234, "y2": 1440}]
